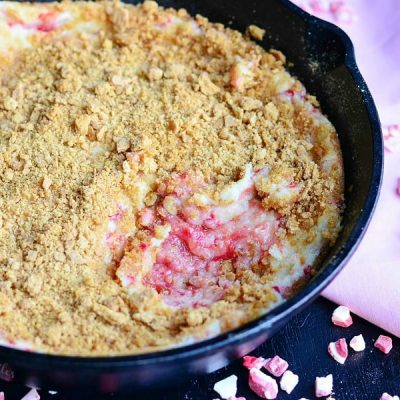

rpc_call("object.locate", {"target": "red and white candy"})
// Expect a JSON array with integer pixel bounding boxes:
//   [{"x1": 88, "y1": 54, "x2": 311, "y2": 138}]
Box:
[
  {"x1": 315, "y1": 374, "x2": 333, "y2": 397},
  {"x1": 243, "y1": 356, "x2": 266, "y2": 370},
  {"x1": 239, "y1": 322, "x2": 396, "y2": 400},
  {"x1": 331, "y1": 305, "x2": 353, "y2": 328},
  {"x1": 264, "y1": 355, "x2": 289, "y2": 377},
  {"x1": 280, "y1": 370, "x2": 299, "y2": 394},
  {"x1": 328, "y1": 338, "x2": 348, "y2": 364},
  {"x1": 383, "y1": 124, "x2": 400, "y2": 153},
  {"x1": 20, "y1": 389, "x2": 40, "y2": 400},
  {"x1": 374, "y1": 335, "x2": 393, "y2": 354},
  {"x1": 249, "y1": 368, "x2": 278, "y2": 399},
  {"x1": 213, "y1": 375, "x2": 238, "y2": 399},
  {"x1": 380, "y1": 393, "x2": 400, "y2": 400},
  {"x1": 349, "y1": 334, "x2": 366, "y2": 352}
]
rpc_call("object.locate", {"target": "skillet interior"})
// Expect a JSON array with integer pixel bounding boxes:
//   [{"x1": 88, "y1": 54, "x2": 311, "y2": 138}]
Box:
[{"x1": 0, "y1": 0, "x2": 382, "y2": 392}]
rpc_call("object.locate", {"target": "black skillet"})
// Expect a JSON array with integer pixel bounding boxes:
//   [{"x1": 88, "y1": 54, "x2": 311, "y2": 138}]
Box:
[{"x1": 0, "y1": 0, "x2": 383, "y2": 393}]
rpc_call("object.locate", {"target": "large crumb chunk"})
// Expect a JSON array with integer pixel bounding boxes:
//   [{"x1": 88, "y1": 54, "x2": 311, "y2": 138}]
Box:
[{"x1": 247, "y1": 24, "x2": 266, "y2": 40}]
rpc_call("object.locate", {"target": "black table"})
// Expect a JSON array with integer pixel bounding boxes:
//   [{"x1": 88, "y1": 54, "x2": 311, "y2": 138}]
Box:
[{"x1": 1, "y1": 298, "x2": 399, "y2": 399}]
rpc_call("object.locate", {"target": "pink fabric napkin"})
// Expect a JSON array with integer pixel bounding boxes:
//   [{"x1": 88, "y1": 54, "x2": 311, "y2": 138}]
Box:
[{"x1": 291, "y1": 0, "x2": 400, "y2": 336}]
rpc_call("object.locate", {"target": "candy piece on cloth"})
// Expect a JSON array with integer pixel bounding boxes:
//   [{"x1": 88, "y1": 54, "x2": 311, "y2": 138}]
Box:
[
  {"x1": 396, "y1": 178, "x2": 400, "y2": 197},
  {"x1": 280, "y1": 370, "x2": 299, "y2": 394},
  {"x1": 328, "y1": 338, "x2": 348, "y2": 364},
  {"x1": 380, "y1": 393, "x2": 400, "y2": 400},
  {"x1": 315, "y1": 374, "x2": 333, "y2": 397},
  {"x1": 20, "y1": 389, "x2": 40, "y2": 400},
  {"x1": 243, "y1": 356, "x2": 267, "y2": 370},
  {"x1": 331, "y1": 306, "x2": 353, "y2": 328},
  {"x1": 213, "y1": 375, "x2": 238, "y2": 399},
  {"x1": 264, "y1": 355, "x2": 289, "y2": 377},
  {"x1": 248, "y1": 368, "x2": 278, "y2": 399},
  {"x1": 349, "y1": 334, "x2": 366, "y2": 352},
  {"x1": 374, "y1": 335, "x2": 393, "y2": 354}
]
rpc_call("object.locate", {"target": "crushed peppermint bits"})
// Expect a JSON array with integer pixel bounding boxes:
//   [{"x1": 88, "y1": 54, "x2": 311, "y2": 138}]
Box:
[
  {"x1": 331, "y1": 305, "x2": 353, "y2": 328},
  {"x1": 328, "y1": 338, "x2": 348, "y2": 364},
  {"x1": 264, "y1": 356, "x2": 289, "y2": 377},
  {"x1": 213, "y1": 375, "x2": 238, "y2": 399},
  {"x1": 248, "y1": 368, "x2": 279, "y2": 399},
  {"x1": 374, "y1": 335, "x2": 393, "y2": 354},
  {"x1": 279, "y1": 370, "x2": 299, "y2": 394},
  {"x1": 225, "y1": 314, "x2": 397, "y2": 400},
  {"x1": 349, "y1": 334, "x2": 366, "y2": 352},
  {"x1": 315, "y1": 374, "x2": 333, "y2": 398},
  {"x1": 234, "y1": 304, "x2": 397, "y2": 400}
]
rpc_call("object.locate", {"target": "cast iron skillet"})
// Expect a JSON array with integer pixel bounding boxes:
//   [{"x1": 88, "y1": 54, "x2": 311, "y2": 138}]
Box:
[{"x1": 0, "y1": 0, "x2": 383, "y2": 393}]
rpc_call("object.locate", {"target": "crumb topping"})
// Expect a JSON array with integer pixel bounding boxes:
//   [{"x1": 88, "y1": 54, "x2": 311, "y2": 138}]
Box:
[{"x1": 0, "y1": 1, "x2": 343, "y2": 355}]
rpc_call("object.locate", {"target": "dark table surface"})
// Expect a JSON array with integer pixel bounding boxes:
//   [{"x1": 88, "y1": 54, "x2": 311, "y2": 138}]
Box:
[{"x1": 1, "y1": 298, "x2": 399, "y2": 400}]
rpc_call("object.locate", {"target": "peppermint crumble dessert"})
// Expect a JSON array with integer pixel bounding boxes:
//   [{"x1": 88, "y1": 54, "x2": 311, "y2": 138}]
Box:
[{"x1": 0, "y1": 1, "x2": 344, "y2": 355}]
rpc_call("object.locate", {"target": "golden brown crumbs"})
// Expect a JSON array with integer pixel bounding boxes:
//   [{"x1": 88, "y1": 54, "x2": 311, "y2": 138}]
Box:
[
  {"x1": 247, "y1": 24, "x2": 266, "y2": 41},
  {"x1": 0, "y1": 0, "x2": 343, "y2": 355}
]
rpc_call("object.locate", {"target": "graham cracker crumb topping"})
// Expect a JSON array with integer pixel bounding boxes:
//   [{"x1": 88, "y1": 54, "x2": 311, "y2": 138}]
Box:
[{"x1": 0, "y1": 1, "x2": 343, "y2": 355}]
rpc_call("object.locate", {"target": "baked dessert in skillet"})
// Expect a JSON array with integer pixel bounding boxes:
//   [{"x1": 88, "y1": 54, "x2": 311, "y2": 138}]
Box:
[{"x1": 0, "y1": 1, "x2": 343, "y2": 355}]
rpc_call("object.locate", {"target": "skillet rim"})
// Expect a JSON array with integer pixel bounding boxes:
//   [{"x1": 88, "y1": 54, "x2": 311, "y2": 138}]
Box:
[{"x1": 0, "y1": 0, "x2": 383, "y2": 369}]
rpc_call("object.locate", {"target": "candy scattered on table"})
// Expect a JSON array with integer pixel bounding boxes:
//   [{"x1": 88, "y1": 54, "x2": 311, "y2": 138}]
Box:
[
  {"x1": 331, "y1": 305, "x2": 353, "y2": 328},
  {"x1": 375, "y1": 335, "x2": 393, "y2": 354},
  {"x1": 248, "y1": 368, "x2": 278, "y2": 399},
  {"x1": 328, "y1": 338, "x2": 348, "y2": 364},
  {"x1": 235, "y1": 321, "x2": 396, "y2": 400},
  {"x1": 213, "y1": 375, "x2": 238, "y2": 399},
  {"x1": 315, "y1": 374, "x2": 333, "y2": 397},
  {"x1": 264, "y1": 356, "x2": 289, "y2": 377},
  {"x1": 279, "y1": 370, "x2": 299, "y2": 394},
  {"x1": 349, "y1": 334, "x2": 366, "y2": 352}
]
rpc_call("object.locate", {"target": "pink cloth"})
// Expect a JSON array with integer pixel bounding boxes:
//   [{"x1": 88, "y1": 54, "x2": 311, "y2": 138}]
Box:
[{"x1": 291, "y1": 0, "x2": 400, "y2": 336}]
